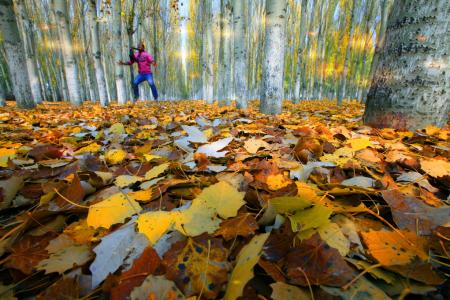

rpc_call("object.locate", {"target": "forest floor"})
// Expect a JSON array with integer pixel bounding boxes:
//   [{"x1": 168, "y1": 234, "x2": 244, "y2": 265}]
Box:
[{"x1": 0, "y1": 100, "x2": 449, "y2": 299}]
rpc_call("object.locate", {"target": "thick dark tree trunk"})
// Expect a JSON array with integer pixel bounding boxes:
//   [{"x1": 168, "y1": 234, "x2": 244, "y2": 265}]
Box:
[{"x1": 363, "y1": 0, "x2": 450, "y2": 130}]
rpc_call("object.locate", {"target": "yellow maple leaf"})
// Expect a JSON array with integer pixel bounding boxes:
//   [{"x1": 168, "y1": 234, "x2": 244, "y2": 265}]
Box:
[
  {"x1": 104, "y1": 149, "x2": 127, "y2": 165},
  {"x1": 109, "y1": 123, "x2": 126, "y2": 134},
  {"x1": 87, "y1": 193, "x2": 142, "y2": 229}
]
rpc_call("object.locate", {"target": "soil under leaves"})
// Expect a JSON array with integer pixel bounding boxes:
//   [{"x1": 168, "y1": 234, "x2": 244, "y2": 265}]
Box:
[{"x1": 0, "y1": 100, "x2": 449, "y2": 299}]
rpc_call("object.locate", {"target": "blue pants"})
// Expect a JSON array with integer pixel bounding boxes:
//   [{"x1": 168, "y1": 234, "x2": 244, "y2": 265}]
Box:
[{"x1": 133, "y1": 73, "x2": 158, "y2": 100}]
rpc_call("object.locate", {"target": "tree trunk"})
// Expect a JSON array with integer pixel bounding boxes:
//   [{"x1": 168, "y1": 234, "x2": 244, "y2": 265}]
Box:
[
  {"x1": 88, "y1": 0, "x2": 109, "y2": 106},
  {"x1": 337, "y1": 0, "x2": 357, "y2": 106},
  {"x1": 362, "y1": 0, "x2": 391, "y2": 103},
  {"x1": 113, "y1": 0, "x2": 127, "y2": 104},
  {"x1": 53, "y1": 0, "x2": 83, "y2": 105},
  {"x1": 14, "y1": 0, "x2": 43, "y2": 104},
  {"x1": 201, "y1": 1, "x2": 214, "y2": 103},
  {"x1": 223, "y1": 0, "x2": 233, "y2": 105},
  {"x1": 260, "y1": 0, "x2": 287, "y2": 115},
  {"x1": 0, "y1": 0, "x2": 35, "y2": 108},
  {"x1": 233, "y1": 0, "x2": 248, "y2": 109},
  {"x1": 363, "y1": 0, "x2": 450, "y2": 130}
]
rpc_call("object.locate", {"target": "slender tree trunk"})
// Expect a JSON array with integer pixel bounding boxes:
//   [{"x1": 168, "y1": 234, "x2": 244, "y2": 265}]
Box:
[
  {"x1": 233, "y1": 0, "x2": 248, "y2": 109},
  {"x1": 364, "y1": 0, "x2": 450, "y2": 130},
  {"x1": 52, "y1": 0, "x2": 83, "y2": 105},
  {"x1": 88, "y1": 0, "x2": 108, "y2": 106},
  {"x1": 223, "y1": 0, "x2": 233, "y2": 105},
  {"x1": 14, "y1": 0, "x2": 43, "y2": 104},
  {"x1": 0, "y1": 72, "x2": 5, "y2": 106},
  {"x1": 201, "y1": 1, "x2": 214, "y2": 103},
  {"x1": 260, "y1": 0, "x2": 287, "y2": 115},
  {"x1": 337, "y1": 0, "x2": 357, "y2": 106},
  {"x1": 0, "y1": 0, "x2": 35, "y2": 108},
  {"x1": 113, "y1": 0, "x2": 127, "y2": 104},
  {"x1": 217, "y1": 0, "x2": 226, "y2": 104}
]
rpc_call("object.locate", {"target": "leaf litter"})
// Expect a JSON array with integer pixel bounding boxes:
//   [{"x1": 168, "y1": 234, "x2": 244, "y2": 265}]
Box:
[{"x1": 0, "y1": 100, "x2": 449, "y2": 299}]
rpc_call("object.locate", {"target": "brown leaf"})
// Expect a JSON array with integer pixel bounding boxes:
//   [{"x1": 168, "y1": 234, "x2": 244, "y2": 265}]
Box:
[
  {"x1": 36, "y1": 277, "x2": 80, "y2": 300},
  {"x1": 214, "y1": 213, "x2": 258, "y2": 241},
  {"x1": 54, "y1": 174, "x2": 86, "y2": 210},
  {"x1": 111, "y1": 247, "x2": 161, "y2": 300},
  {"x1": 29, "y1": 144, "x2": 63, "y2": 161},
  {"x1": 5, "y1": 234, "x2": 55, "y2": 274},
  {"x1": 285, "y1": 234, "x2": 356, "y2": 287},
  {"x1": 162, "y1": 236, "x2": 231, "y2": 299}
]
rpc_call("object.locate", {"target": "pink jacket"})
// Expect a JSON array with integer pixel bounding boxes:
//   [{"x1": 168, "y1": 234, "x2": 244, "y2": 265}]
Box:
[{"x1": 127, "y1": 51, "x2": 154, "y2": 74}]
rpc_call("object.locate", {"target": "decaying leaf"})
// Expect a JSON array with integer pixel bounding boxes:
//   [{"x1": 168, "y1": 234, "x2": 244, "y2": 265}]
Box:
[
  {"x1": 37, "y1": 244, "x2": 93, "y2": 274},
  {"x1": 130, "y1": 275, "x2": 184, "y2": 300}
]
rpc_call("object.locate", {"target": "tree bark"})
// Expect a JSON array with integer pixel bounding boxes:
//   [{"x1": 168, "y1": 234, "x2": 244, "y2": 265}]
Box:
[
  {"x1": 364, "y1": 0, "x2": 450, "y2": 130},
  {"x1": 0, "y1": 0, "x2": 35, "y2": 108},
  {"x1": 201, "y1": 1, "x2": 214, "y2": 103},
  {"x1": 233, "y1": 0, "x2": 248, "y2": 109},
  {"x1": 14, "y1": 0, "x2": 43, "y2": 104},
  {"x1": 260, "y1": 0, "x2": 287, "y2": 115},
  {"x1": 88, "y1": 0, "x2": 109, "y2": 106},
  {"x1": 52, "y1": 0, "x2": 83, "y2": 106},
  {"x1": 113, "y1": 0, "x2": 127, "y2": 104}
]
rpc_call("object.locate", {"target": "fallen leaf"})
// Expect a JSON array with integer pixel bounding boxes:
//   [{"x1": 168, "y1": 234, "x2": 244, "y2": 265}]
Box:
[
  {"x1": 130, "y1": 275, "x2": 184, "y2": 300},
  {"x1": 223, "y1": 233, "x2": 270, "y2": 300},
  {"x1": 420, "y1": 158, "x2": 450, "y2": 178},
  {"x1": 182, "y1": 125, "x2": 208, "y2": 143},
  {"x1": 360, "y1": 230, "x2": 428, "y2": 266},
  {"x1": 321, "y1": 277, "x2": 390, "y2": 300},
  {"x1": 270, "y1": 196, "x2": 312, "y2": 214},
  {"x1": 128, "y1": 189, "x2": 153, "y2": 202},
  {"x1": 214, "y1": 213, "x2": 258, "y2": 241},
  {"x1": 37, "y1": 244, "x2": 93, "y2": 274},
  {"x1": 36, "y1": 277, "x2": 79, "y2": 300},
  {"x1": 285, "y1": 234, "x2": 355, "y2": 286},
  {"x1": 0, "y1": 148, "x2": 16, "y2": 167},
  {"x1": 87, "y1": 193, "x2": 142, "y2": 229},
  {"x1": 115, "y1": 175, "x2": 143, "y2": 188},
  {"x1": 271, "y1": 282, "x2": 310, "y2": 300},
  {"x1": 144, "y1": 163, "x2": 170, "y2": 180},
  {"x1": 244, "y1": 138, "x2": 270, "y2": 154},
  {"x1": 105, "y1": 149, "x2": 127, "y2": 165},
  {"x1": 289, "y1": 204, "x2": 332, "y2": 233},
  {"x1": 196, "y1": 137, "x2": 233, "y2": 158},
  {"x1": 163, "y1": 237, "x2": 231, "y2": 298}
]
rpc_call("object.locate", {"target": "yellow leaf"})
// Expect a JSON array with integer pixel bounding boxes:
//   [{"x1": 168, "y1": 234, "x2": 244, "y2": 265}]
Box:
[
  {"x1": 115, "y1": 175, "x2": 143, "y2": 188},
  {"x1": 109, "y1": 123, "x2": 126, "y2": 134},
  {"x1": 128, "y1": 189, "x2": 153, "y2": 202},
  {"x1": 244, "y1": 138, "x2": 270, "y2": 154},
  {"x1": 266, "y1": 174, "x2": 291, "y2": 191},
  {"x1": 75, "y1": 143, "x2": 101, "y2": 155},
  {"x1": 87, "y1": 193, "x2": 142, "y2": 229},
  {"x1": 144, "y1": 163, "x2": 170, "y2": 180},
  {"x1": 195, "y1": 181, "x2": 245, "y2": 219},
  {"x1": 317, "y1": 222, "x2": 350, "y2": 256},
  {"x1": 289, "y1": 204, "x2": 332, "y2": 232},
  {"x1": 137, "y1": 211, "x2": 179, "y2": 244},
  {"x1": 270, "y1": 196, "x2": 312, "y2": 214},
  {"x1": 40, "y1": 191, "x2": 56, "y2": 205},
  {"x1": 348, "y1": 138, "x2": 372, "y2": 151},
  {"x1": 0, "y1": 148, "x2": 16, "y2": 167},
  {"x1": 223, "y1": 233, "x2": 270, "y2": 300},
  {"x1": 143, "y1": 154, "x2": 163, "y2": 162},
  {"x1": 420, "y1": 158, "x2": 450, "y2": 178},
  {"x1": 175, "y1": 204, "x2": 221, "y2": 236},
  {"x1": 424, "y1": 125, "x2": 440, "y2": 136},
  {"x1": 104, "y1": 149, "x2": 127, "y2": 165}
]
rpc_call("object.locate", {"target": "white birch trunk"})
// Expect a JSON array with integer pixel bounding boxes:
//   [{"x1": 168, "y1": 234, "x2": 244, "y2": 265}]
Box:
[
  {"x1": 223, "y1": 0, "x2": 233, "y2": 105},
  {"x1": 233, "y1": 0, "x2": 248, "y2": 108},
  {"x1": 14, "y1": 0, "x2": 43, "y2": 104},
  {"x1": 88, "y1": 0, "x2": 109, "y2": 106},
  {"x1": 260, "y1": 0, "x2": 287, "y2": 115},
  {"x1": 0, "y1": 0, "x2": 35, "y2": 108},
  {"x1": 52, "y1": 0, "x2": 83, "y2": 106},
  {"x1": 364, "y1": 0, "x2": 450, "y2": 130},
  {"x1": 201, "y1": 1, "x2": 214, "y2": 103},
  {"x1": 113, "y1": 0, "x2": 127, "y2": 104}
]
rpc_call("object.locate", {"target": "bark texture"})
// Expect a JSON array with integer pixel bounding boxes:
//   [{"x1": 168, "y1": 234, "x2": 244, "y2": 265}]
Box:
[
  {"x1": 113, "y1": 0, "x2": 127, "y2": 104},
  {"x1": 0, "y1": 0, "x2": 35, "y2": 108},
  {"x1": 260, "y1": 0, "x2": 287, "y2": 115},
  {"x1": 363, "y1": 0, "x2": 450, "y2": 130},
  {"x1": 233, "y1": 0, "x2": 248, "y2": 108},
  {"x1": 53, "y1": 0, "x2": 83, "y2": 106}
]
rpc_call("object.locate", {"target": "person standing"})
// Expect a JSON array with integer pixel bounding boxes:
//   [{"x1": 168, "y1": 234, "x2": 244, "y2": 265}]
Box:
[{"x1": 118, "y1": 41, "x2": 158, "y2": 101}]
